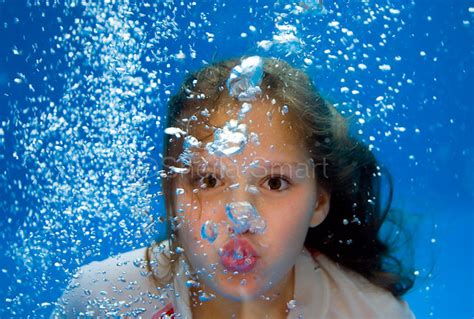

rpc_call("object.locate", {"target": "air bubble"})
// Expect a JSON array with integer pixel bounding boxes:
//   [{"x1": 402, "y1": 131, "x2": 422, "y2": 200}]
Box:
[
  {"x1": 225, "y1": 201, "x2": 266, "y2": 234},
  {"x1": 226, "y1": 56, "x2": 263, "y2": 102},
  {"x1": 164, "y1": 127, "x2": 187, "y2": 138},
  {"x1": 201, "y1": 220, "x2": 218, "y2": 243},
  {"x1": 198, "y1": 292, "x2": 216, "y2": 302},
  {"x1": 287, "y1": 299, "x2": 297, "y2": 310},
  {"x1": 206, "y1": 120, "x2": 248, "y2": 157}
]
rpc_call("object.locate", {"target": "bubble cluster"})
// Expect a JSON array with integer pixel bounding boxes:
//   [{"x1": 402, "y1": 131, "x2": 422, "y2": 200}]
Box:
[
  {"x1": 205, "y1": 120, "x2": 248, "y2": 157},
  {"x1": 3, "y1": 1, "x2": 183, "y2": 316},
  {"x1": 0, "y1": 0, "x2": 448, "y2": 316},
  {"x1": 226, "y1": 56, "x2": 264, "y2": 102}
]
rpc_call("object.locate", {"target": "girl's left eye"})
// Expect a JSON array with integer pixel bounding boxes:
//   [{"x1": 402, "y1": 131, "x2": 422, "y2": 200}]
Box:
[{"x1": 262, "y1": 176, "x2": 290, "y2": 191}]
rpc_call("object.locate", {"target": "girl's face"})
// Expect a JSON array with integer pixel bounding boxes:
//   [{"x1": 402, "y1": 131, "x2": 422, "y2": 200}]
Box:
[{"x1": 173, "y1": 101, "x2": 329, "y2": 301}]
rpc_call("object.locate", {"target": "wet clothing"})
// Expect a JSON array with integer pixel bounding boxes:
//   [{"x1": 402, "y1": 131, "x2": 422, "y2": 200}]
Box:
[{"x1": 52, "y1": 241, "x2": 415, "y2": 318}]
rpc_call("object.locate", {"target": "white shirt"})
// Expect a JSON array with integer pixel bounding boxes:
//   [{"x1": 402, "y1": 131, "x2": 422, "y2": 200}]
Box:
[{"x1": 52, "y1": 241, "x2": 415, "y2": 318}]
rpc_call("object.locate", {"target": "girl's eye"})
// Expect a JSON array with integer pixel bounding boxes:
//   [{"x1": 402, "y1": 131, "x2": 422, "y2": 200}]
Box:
[
  {"x1": 195, "y1": 173, "x2": 222, "y2": 189},
  {"x1": 262, "y1": 176, "x2": 290, "y2": 191}
]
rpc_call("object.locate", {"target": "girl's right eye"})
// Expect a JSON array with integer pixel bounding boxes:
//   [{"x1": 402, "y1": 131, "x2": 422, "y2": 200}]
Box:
[{"x1": 194, "y1": 173, "x2": 222, "y2": 190}]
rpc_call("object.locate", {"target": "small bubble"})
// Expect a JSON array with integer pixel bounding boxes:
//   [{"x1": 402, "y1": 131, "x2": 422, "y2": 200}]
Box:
[
  {"x1": 198, "y1": 292, "x2": 216, "y2": 302},
  {"x1": 186, "y1": 279, "x2": 200, "y2": 288},
  {"x1": 249, "y1": 132, "x2": 260, "y2": 145},
  {"x1": 287, "y1": 299, "x2": 297, "y2": 310},
  {"x1": 245, "y1": 184, "x2": 259, "y2": 194},
  {"x1": 201, "y1": 220, "x2": 218, "y2": 243},
  {"x1": 164, "y1": 127, "x2": 187, "y2": 137},
  {"x1": 200, "y1": 108, "x2": 210, "y2": 117},
  {"x1": 228, "y1": 183, "x2": 240, "y2": 190},
  {"x1": 175, "y1": 51, "x2": 186, "y2": 60},
  {"x1": 389, "y1": 8, "x2": 401, "y2": 15}
]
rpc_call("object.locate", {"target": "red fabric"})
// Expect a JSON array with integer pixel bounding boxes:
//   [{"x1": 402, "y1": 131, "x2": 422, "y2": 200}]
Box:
[
  {"x1": 306, "y1": 247, "x2": 322, "y2": 259},
  {"x1": 151, "y1": 303, "x2": 175, "y2": 319}
]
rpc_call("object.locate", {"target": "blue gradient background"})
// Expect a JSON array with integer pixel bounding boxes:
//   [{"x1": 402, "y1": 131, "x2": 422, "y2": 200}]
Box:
[{"x1": 0, "y1": 1, "x2": 472, "y2": 318}]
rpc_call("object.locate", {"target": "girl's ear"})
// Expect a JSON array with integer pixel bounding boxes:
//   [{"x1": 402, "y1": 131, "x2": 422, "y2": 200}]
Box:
[{"x1": 310, "y1": 187, "x2": 331, "y2": 228}]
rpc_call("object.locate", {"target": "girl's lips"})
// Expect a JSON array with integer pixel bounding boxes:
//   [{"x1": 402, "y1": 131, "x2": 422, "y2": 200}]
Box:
[{"x1": 219, "y1": 238, "x2": 259, "y2": 273}]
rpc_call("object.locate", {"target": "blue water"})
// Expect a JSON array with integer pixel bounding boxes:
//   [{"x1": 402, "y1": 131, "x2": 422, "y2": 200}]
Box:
[{"x1": 0, "y1": 1, "x2": 472, "y2": 318}]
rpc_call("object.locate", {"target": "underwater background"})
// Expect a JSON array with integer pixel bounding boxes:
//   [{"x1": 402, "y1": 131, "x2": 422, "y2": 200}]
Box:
[{"x1": 0, "y1": 0, "x2": 472, "y2": 318}]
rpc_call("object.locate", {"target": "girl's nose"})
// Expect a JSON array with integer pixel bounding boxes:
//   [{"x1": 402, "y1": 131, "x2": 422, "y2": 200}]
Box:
[{"x1": 224, "y1": 201, "x2": 267, "y2": 235}]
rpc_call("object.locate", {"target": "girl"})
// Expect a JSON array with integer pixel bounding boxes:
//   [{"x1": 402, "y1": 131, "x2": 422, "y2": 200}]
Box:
[{"x1": 53, "y1": 56, "x2": 415, "y2": 318}]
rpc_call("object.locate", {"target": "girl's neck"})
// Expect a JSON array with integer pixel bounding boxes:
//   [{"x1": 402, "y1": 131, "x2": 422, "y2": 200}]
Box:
[{"x1": 190, "y1": 266, "x2": 295, "y2": 319}]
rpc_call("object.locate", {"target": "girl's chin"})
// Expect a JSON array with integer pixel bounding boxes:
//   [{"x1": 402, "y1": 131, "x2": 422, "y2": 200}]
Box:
[
  {"x1": 215, "y1": 284, "x2": 265, "y2": 301},
  {"x1": 208, "y1": 272, "x2": 270, "y2": 300}
]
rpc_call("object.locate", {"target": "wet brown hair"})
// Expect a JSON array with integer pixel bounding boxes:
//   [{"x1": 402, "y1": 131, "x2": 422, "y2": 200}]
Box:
[{"x1": 146, "y1": 57, "x2": 415, "y2": 297}]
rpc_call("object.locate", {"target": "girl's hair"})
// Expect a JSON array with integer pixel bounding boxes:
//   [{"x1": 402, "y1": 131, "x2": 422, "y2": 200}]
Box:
[{"x1": 146, "y1": 57, "x2": 415, "y2": 297}]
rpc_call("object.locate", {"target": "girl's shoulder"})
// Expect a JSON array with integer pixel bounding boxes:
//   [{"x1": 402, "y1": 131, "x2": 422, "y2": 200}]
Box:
[
  {"x1": 311, "y1": 252, "x2": 416, "y2": 319},
  {"x1": 51, "y1": 242, "x2": 177, "y2": 318}
]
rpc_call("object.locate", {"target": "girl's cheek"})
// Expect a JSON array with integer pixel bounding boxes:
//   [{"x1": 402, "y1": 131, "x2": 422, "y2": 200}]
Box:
[
  {"x1": 261, "y1": 194, "x2": 314, "y2": 227},
  {"x1": 182, "y1": 199, "x2": 219, "y2": 236}
]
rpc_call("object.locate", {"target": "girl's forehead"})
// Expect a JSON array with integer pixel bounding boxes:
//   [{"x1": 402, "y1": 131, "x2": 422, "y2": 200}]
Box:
[{"x1": 181, "y1": 100, "x2": 309, "y2": 161}]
